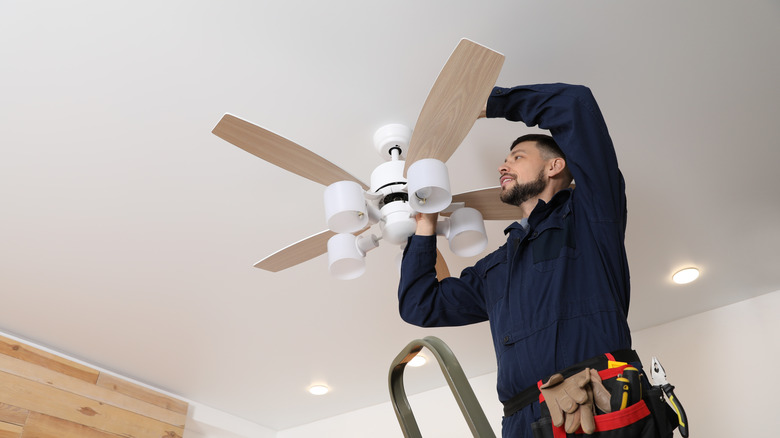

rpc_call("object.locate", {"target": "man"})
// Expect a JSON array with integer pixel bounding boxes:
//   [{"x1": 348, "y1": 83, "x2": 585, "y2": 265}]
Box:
[{"x1": 398, "y1": 83, "x2": 636, "y2": 437}]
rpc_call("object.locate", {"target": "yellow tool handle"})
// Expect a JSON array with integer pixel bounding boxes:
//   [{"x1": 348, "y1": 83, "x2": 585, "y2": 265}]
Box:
[
  {"x1": 663, "y1": 384, "x2": 689, "y2": 438},
  {"x1": 616, "y1": 376, "x2": 630, "y2": 410}
]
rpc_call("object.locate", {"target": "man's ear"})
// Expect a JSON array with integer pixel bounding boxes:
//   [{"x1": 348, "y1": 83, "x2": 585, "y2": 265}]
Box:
[{"x1": 547, "y1": 157, "x2": 567, "y2": 177}]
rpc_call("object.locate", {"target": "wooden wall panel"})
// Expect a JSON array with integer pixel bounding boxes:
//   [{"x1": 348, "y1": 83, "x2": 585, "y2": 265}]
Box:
[
  {"x1": 22, "y1": 412, "x2": 122, "y2": 438},
  {"x1": 0, "y1": 404, "x2": 27, "y2": 426},
  {"x1": 0, "y1": 354, "x2": 185, "y2": 427},
  {"x1": 96, "y1": 373, "x2": 189, "y2": 415},
  {"x1": 0, "y1": 337, "x2": 99, "y2": 384},
  {"x1": 0, "y1": 335, "x2": 188, "y2": 438},
  {"x1": 0, "y1": 421, "x2": 22, "y2": 438}
]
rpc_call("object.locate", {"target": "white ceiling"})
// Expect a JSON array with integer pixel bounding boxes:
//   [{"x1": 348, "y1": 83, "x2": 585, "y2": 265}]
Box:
[{"x1": 2, "y1": 0, "x2": 779, "y2": 432}]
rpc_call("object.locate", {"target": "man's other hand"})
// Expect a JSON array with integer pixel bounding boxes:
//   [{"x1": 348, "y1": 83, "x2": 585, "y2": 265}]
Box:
[{"x1": 414, "y1": 213, "x2": 438, "y2": 236}]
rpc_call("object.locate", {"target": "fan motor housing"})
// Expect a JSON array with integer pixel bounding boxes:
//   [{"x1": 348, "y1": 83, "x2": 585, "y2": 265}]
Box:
[{"x1": 369, "y1": 160, "x2": 406, "y2": 196}]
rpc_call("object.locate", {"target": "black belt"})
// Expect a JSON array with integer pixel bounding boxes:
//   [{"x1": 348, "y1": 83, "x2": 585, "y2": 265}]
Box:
[{"x1": 502, "y1": 349, "x2": 640, "y2": 418}]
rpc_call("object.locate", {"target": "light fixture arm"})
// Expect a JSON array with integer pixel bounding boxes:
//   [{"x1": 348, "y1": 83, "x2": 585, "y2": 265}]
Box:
[
  {"x1": 366, "y1": 203, "x2": 382, "y2": 225},
  {"x1": 435, "y1": 217, "x2": 452, "y2": 238},
  {"x1": 356, "y1": 234, "x2": 380, "y2": 255}
]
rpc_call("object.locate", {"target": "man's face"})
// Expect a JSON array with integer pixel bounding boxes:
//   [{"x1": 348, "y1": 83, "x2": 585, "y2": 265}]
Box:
[{"x1": 498, "y1": 141, "x2": 548, "y2": 206}]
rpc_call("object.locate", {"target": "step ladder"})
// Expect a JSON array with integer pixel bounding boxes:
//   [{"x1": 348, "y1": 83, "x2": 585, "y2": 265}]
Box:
[{"x1": 388, "y1": 336, "x2": 496, "y2": 438}]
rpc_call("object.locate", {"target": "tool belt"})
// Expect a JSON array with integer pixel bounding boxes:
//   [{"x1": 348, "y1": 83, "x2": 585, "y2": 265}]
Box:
[
  {"x1": 503, "y1": 350, "x2": 678, "y2": 438},
  {"x1": 503, "y1": 349, "x2": 640, "y2": 418}
]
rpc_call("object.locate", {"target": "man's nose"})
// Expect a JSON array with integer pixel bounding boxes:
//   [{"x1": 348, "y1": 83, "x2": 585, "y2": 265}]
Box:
[{"x1": 498, "y1": 162, "x2": 508, "y2": 173}]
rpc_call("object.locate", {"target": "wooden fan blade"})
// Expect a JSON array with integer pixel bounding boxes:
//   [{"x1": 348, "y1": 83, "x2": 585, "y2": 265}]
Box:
[
  {"x1": 254, "y1": 227, "x2": 371, "y2": 272},
  {"x1": 446, "y1": 184, "x2": 576, "y2": 220},
  {"x1": 447, "y1": 187, "x2": 520, "y2": 221},
  {"x1": 254, "y1": 229, "x2": 336, "y2": 272},
  {"x1": 404, "y1": 39, "x2": 504, "y2": 175},
  {"x1": 435, "y1": 248, "x2": 451, "y2": 281},
  {"x1": 213, "y1": 114, "x2": 368, "y2": 190}
]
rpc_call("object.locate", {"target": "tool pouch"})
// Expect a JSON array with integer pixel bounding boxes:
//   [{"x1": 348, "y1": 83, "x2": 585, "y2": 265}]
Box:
[
  {"x1": 531, "y1": 367, "x2": 676, "y2": 438},
  {"x1": 643, "y1": 385, "x2": 678, "y2": 438}
]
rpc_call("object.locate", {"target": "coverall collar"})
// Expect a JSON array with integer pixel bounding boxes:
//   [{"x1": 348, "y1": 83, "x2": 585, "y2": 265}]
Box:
[{"x1": 503, "y1": 188, "x2": 573, "y2": 235}]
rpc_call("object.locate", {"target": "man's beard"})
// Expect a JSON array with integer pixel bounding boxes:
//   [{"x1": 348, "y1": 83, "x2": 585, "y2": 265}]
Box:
[{"x1": 500, "y1": 170, "x2": 546, "y2": 206}]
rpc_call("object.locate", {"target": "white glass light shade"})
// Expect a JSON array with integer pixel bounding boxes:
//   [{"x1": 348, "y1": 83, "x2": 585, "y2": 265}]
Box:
[
  {"x1": 327, "y1": 233, "x2": 366, "y2": 280},
  {"x1": 407, "y1": 159, "x2": 452, "y2": 214},
  {"x1": 443, "y1": 207, "x2": 487, "y2": 257},
  {"x1": 380, "y1": 201, "x2": 416, "y2": 245},
  {"x1": 327, "y1": 233, "x2": 379, "y2": 280},
  {"x1": 324, "y1": 181, "x2": 368, "y2": 233}
]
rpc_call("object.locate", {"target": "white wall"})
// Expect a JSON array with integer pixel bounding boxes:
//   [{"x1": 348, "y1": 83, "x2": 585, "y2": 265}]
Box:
[
  {"x1": 184, "y1": 403, "x2": 276, "y2": 438},
  {"x1": 278, "y1": 289, "x2": 780, "y2": 438},
  {"x1": 277, "y1": 372, "x2": 504, "y2": 438},
  {"x1": 631, "y1": 289, "x2": 780, "y2": 437}
]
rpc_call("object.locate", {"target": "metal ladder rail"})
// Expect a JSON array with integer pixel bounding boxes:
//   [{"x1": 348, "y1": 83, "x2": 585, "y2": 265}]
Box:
[{"x1": 388, "y1": 336, "x2": 496, "y2": 438}]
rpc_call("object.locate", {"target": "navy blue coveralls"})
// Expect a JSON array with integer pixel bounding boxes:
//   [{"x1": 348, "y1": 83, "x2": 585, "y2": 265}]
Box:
[{"x1": 398, "y1": 83, "x2": 633, "y2": 437}]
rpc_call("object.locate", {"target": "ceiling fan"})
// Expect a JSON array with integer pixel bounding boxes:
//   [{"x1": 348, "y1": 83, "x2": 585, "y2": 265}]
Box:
[{"x1": 212, "y1": 39, "x2": 520, "y2": 279}]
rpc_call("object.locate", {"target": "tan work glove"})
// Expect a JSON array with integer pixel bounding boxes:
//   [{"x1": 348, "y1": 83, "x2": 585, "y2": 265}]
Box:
[
  {"x1": 590, "y1": 368, "x2": 612, "y2": 415},
  {"x1": 540, "y1": 368, "x2": 613, "y2": 434},
  {"x1": 540, "y1": 369, "x2": 591, "y2": 433}
]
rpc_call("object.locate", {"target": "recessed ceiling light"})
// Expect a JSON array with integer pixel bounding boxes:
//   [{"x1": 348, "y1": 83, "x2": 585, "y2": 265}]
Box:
[
  {"x1": 408, "y1": 355, "x2": 427, "y2": 367},
  {"x1": 308, "y1": 385, "x2": 329, "y2": 395},
  {"x1": 672, "y1": 267, "x2": 700, "y2": 284}
]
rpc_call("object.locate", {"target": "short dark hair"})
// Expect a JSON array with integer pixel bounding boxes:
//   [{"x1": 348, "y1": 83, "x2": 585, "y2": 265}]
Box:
[{"x1": 511, "y1": 134, "x2": 565, "y2": 160}]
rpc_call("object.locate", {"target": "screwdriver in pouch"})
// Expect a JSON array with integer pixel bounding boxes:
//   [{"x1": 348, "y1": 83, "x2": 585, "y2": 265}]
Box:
[
  {"x1": 622, "y1": 367, "x2": 642, "y2": 406},
  {"x1": 610, "y1": 367, "x2": 641, "y2": 410},
  {"x1": 611, "y1": 374, "x2": 630, "y2": 411}
]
